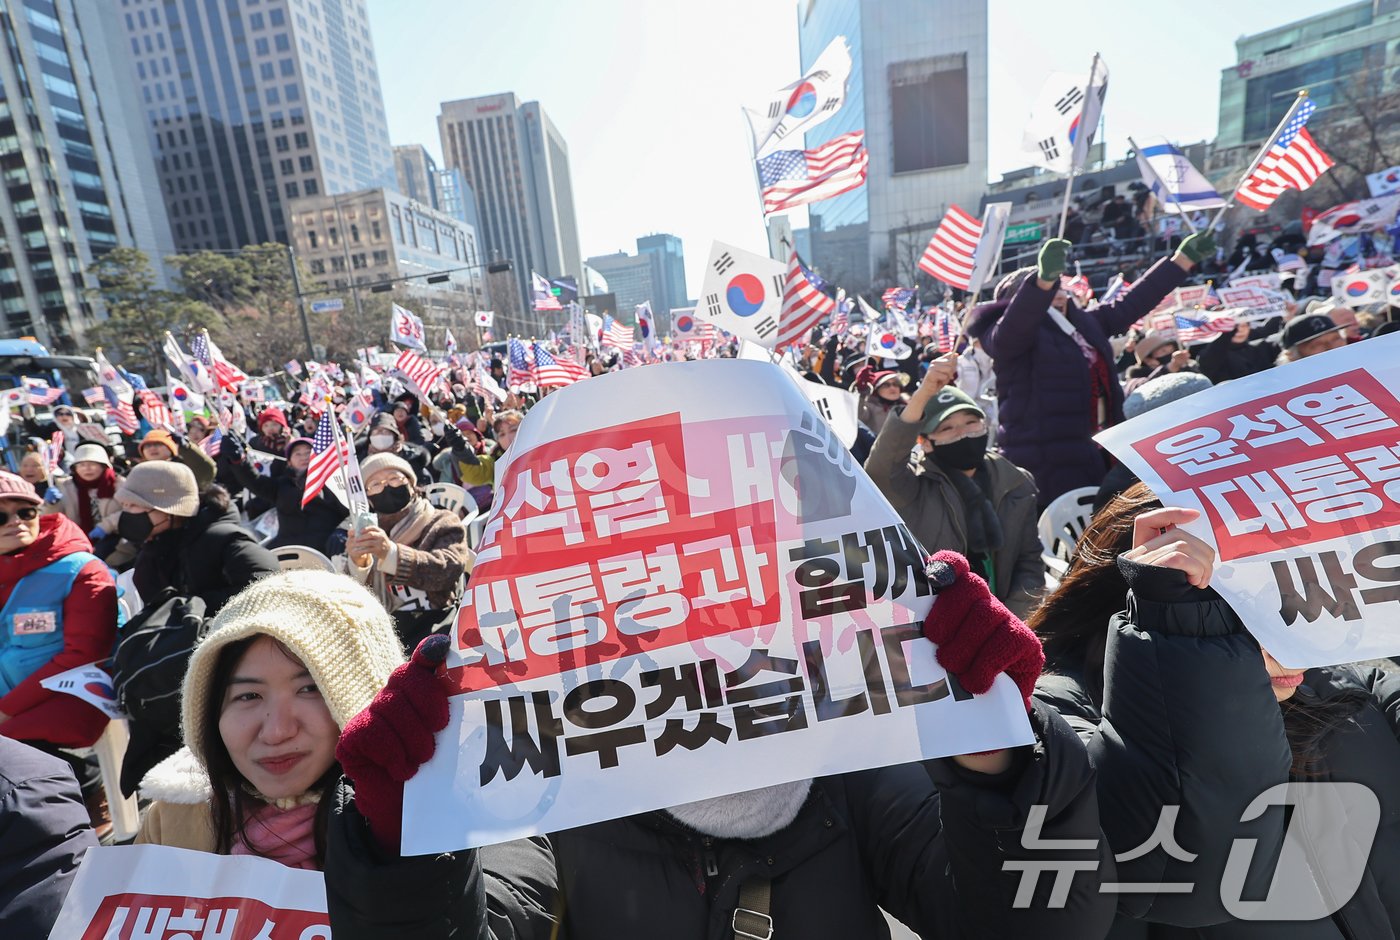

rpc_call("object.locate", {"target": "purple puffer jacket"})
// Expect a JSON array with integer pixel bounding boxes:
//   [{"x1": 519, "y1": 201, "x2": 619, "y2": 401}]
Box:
[{"x1": 965, "y1": 257, "x2": 1187, "y2": 506}]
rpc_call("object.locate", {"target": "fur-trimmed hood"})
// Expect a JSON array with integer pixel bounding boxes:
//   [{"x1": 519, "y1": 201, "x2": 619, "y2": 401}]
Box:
[{"x1": 138, "y1": 746, "x2": 210, "y2": 805}]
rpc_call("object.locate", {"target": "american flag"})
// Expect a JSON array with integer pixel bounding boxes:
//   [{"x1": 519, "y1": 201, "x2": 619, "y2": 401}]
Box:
[
  {"x1": 104, "y1": 391, "x2": 138, "y2": 434},
  {"x1": 881, "y1": 287, "x2": 914, "y2": 311},
  {"x1": 918, "y1": 205, "x2": 982, "y2": 290},
  {"x1": 600, "y1": 315, "x2": 633, "y2": 350},
  {"x1": 1174, "y1": 312, "x2": 1236, "y2": 345},
  {"x1": 81, "y1": 387, "x2": 106, "y2": 406},
  {"x1": 136, "y1": 389, "x2": 173, "y2": 430},
  {"x1": 757, "y1": 131, "x2": 869, "y2": 215},
  {"x1": 1235, "y1": 99, "x2": 1334, "y2": 211},
  {"x1": 198, "y1": 428, "x2": 223, "y2": 458},
  {"x1": 621, "y1": 346, "x2": 644, "y2": 368},
  {"x1": 507, "y1": 337, "x2": 536, "y2": 388},
  {"x1": 777, "y1": 251, "x2": 835, "y2": 349},
  {"x1": 21, "y1": 379, "x2": 64, "y2": 406},
  {"x1": 392, "y1": 348, "x2": 445, "y2": 399},
  {"x1": 191, "y1": 332, "x2": 246, "y2": 390},
  {"x1": 303, "y1": 410, "x2": 349, "y2": 507},
  {"x1": 933, "y1": 307, "x2": 960, "y2": 353},
  {"x1": 830, "y1": 295, "x2": 851, "y2": 335},
  {"x1": 533, "y1": 344, "x2": 588, "y2": 387}
]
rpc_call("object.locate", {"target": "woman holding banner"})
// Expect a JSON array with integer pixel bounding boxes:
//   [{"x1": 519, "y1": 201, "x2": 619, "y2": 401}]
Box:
[
  {"x1": 322, "y1": 556, "x2": 1117, "y2": 939},
  {"x1": 966, "y1": 234, "x2": 1214, "y2": 507},
  {"x1": 1031, "y1": 484, "x2": 1400, "y2": 933}
]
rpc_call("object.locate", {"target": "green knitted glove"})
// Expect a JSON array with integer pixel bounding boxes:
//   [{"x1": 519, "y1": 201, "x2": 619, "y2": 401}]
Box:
[
  {"x1": 1037, "y1": 238, "x2": 1071, "y2": 282},
  {"x1": 1177, "y1": 231, "x2": 1216, "y2": 265}
]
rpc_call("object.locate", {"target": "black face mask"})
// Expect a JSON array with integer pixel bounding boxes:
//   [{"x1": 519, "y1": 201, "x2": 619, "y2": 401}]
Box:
[
  {"x1": 118, "y1": 510, "x2": 154, "y2": 542},
  {"x1": 931, "y1": 434, "x2": 989, "y2": 473},
  {"x1": 368, "y1": 483, "x2": 413, "y2": 515}
]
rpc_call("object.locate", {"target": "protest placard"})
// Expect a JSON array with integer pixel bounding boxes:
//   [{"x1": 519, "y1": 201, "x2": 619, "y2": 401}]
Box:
[
  {"x1": 1217, "y1": 285, "x2": 1291, "y2": 322},
  {"x1": 402, "y1": 359, "x2": 1033, "y2": 853},
  {"x1": 40, "y1": 662, "x2": 124, "y2": 719},
  {"x1": 49, "y1": 844, "x2": 329, "y2": 940},
  {"x1": 1096, "y1": 335, "x2": 1400, "y2": 668}
]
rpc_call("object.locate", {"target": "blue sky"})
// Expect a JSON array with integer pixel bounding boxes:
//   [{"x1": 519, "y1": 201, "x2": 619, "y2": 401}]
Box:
[{"x1": 367, "y1": 0, "x2": 1341, "y2": 296}]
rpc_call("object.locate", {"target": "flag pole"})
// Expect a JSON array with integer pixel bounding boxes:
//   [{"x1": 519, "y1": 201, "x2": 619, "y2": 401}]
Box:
[
  {"x1": 1208, "y1": 90, "x2": 1309, "y2": 232},
  {"x1": 324, "y1": 396, "x2": 362, "y2": 516},
  {"x1": 1058, "y1": 52, "x2": 1101, "y2": 238}
]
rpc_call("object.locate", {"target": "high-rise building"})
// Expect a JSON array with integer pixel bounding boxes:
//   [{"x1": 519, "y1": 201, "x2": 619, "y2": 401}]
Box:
[
  {"x1": 437, "y1": 92, "x2": 582, "y2": 312},
  {"x1": 120, "y1": 0, "x2": 396, "y2": 252},
  {"x1": 795, "y1": 0, "x2": 988, "y2": 293},
  {"x1": 437, "y1": 166, "x2": 479, "y2": 231},
  {"x1": 393, "y1": 144, "x2": 439, "y2": 210},
  {"x1": 584, "y1": 250, "x2": 666, "y2": 329},
  {"x1": 636, "y1": 233, "x2": 688, "y2": 316},
  {"x1": 0, "y1": 0, "x2": 177, "y2": 351},
  {"x1": 289, "y1": 186, "x2": 486, "y2": 339}
]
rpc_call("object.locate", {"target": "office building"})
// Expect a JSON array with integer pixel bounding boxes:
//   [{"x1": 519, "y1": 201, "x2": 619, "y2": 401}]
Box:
[
  {"x1": 437, "y1": 165, "x2": 480, "y2": 231},
  {"x1": 289, "y1": 186, "x2": 486, "y2": 336},
  {"x1": 0, "y1": 0, "x2": 177, "y2": 351},
  {"x1": 438, "y1": 92, "x2": 582, "y2": 311},
  {"x1": 796, "y1": 0, "x2": 989, "y2": 292},
  {"x1": 636, "y1": 233, "x2": 688, "y2": 316},
  {"x1": 120, "y1": 0, "x2": 396, "y2": 252},
  {"x1": 393, "y1": 144, "x2": 439, "y2": 209},
  {"x1": 585, "y1": 250, "x2": 665, "y2": 329}
]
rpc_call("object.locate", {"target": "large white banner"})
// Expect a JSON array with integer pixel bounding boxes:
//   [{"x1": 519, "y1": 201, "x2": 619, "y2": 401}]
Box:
[
  {"x1": 1096, "y1": 335, "x2": 1400, "y2": 668},
  {"x1": 49, "y1": 845, "x2": 329, "y2": 939},
  {"x1": 403, "y1": 360, "x2": 1033, "y2": 853}
]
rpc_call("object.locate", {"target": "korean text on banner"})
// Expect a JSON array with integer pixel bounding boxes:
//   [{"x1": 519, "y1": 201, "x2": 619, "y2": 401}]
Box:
[
  {"x1": 402, "y1": 359, "x2": 1032, "y2": 854},
  {"x1": 1095, "y1": 335, "x2": 1400, "y2": 668},
  {"x1": 49, "y1": 844, "x2": 329, "y2": 940}
]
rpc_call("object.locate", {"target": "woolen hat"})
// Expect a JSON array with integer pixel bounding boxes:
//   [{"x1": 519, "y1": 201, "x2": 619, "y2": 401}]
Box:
[
  {"x1": 919, "y1": 386, "x2": 985, "y2": 436},
  {"x1": 359, "y1": 451, "x2": 416, "y2": 485},
  {"x1": 257, "y1": 407, "x2": 289, "y2": 430},
  {"x1": 0, "y1": 470, "x2": 42, "y2": 505},
  {"x1": 140, "y1": 428, "x2": 178, "y2": 454},
  {"x1": 1123, "y1": 372, "x2": 1214, "y2": 420},
  {"x1": 73, "y1": 442, "x2": 112, "y2": 467},
  {"x1": 180, "y1": 570, "x2": 405, "y2": 767},
  {"x1": 114, "y1": 461, "x2": 199, "y2": 517}
]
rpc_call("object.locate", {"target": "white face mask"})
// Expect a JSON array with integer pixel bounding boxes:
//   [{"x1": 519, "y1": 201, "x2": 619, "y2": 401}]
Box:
[{"x1": 369, "y1": 433, "x2": 396, "y2": 450}]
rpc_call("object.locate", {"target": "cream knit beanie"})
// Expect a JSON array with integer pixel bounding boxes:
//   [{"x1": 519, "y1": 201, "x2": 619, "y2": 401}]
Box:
[
  {"x1": 180, "y1": 570, "x2": 405, "y2": 766},
  {"x1": 359, "y1": 451, "x2": 416, "y2": 485}
]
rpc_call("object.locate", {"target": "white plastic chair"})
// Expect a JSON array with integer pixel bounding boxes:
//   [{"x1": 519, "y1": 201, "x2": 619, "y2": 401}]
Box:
[
  {"x1": 63, "y1": 719, "x2": 140, "y2": 842},
  {"x1": 1037, "y1": 486, "x2": 1099, "y2": 588},
  {"x1": 423, "y1": 482, "x2": 468, "y2": 516},
  {"x1": 274, "y1": 545, "x2": 335, "y2": 572}
]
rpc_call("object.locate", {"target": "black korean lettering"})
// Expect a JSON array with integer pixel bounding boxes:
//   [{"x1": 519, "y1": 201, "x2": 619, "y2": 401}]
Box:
[
  {"x1": 1355, "y1": 540, "x2": 1400, "y2": 605},
  {"x1": 714, "y1": 252, "x2": 736, "y2": 276},
  {"x1": 801, "y1": 626, "x2": 890, "y2": 721},
  {"x1": 790, "y1": 537, "x2": 865, "y2": 619},
  {"x1": 562, "y1": 679, "x2": 647, "y2": 769},
  {"x1": 640, "y1": 660, "x2": 723, "y2": 718},
  {"x1": 1271, "y1": 552, "x2": 1362, "y2": 624},
  {"x1": 723, "y1": 649, "x2": 805, "y2": 702},
  {"x1": 479, "y1": 692, "x2": 562, "y2": 784},
  {"x1": 734, "y1": 696, "x2": 809, "y2": 740},
  {"x1": 653, "y1": 712, "x2": 733, "y2": 756},
  {"x1": 880, "y1": 623, "x2": 974, "y2": 708},
  {"x1": 885, "y1": 524, "x2": 932, "y2": 600}
]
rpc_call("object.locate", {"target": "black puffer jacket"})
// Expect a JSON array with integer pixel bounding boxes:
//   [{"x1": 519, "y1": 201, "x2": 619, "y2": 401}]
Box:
[
  {"x1": 0, "y1": 738, "x2": 96, "y2": 937},
  {"x1": 130, "y1": 488, "x2": 279, "y2": 616},
  {"x1": 324, "y1": 701, "x2": 1116, "y2": 939},
  {"x1": 227, "y1": 460, "x2": 347, "y2": 552},
  {"x1": 1036, "y1": 557, "x2": 1400, "y2": 938}
]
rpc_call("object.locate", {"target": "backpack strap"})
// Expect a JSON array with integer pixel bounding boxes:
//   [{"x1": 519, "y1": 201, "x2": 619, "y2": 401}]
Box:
[{"x1": 733, "y1": 876, "x2": 773, "y2": 940}]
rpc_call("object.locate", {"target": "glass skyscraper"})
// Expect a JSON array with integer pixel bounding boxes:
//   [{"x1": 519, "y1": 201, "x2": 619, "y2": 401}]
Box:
[
  {"x1": 0, "y1": 0, "x2": 175, "y2": 350},
  {"x1": 636, "y1": 232, "x2": 688, "y2": 313}
]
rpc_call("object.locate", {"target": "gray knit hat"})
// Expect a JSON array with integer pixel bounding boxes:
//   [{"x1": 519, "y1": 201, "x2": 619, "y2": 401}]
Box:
[
  {"x1": 115, "y1": 461, "x2": 200, "y2": 517},
  {"x1": 1123, "y1": 372, "x2": 1213, "y2": 420},
  {"x1": 359, "y1": 451, "x2": 416, "y2": 485}
]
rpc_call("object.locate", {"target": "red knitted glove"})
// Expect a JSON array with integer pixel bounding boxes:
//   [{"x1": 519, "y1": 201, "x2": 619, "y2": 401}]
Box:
[
  {"x1": 853, "y1": 364, "x2": 877, "y2": 391},
  {"x1": 922, "y1": 551, "x2": 1044, "y2": 710},
  {"x1": 336, "y1": 635, "x2": 452, "y2": 854}
]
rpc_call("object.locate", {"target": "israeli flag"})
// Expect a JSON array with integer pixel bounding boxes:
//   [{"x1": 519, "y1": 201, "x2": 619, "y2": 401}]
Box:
[{"x1": 1133, "y1": 138, "x2": 1227, "y2": 213}]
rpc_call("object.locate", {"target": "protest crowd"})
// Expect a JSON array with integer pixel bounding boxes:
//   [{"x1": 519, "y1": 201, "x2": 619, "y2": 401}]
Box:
[{"x1": 10, "y1": 33, "x2": 1400, "y2": 940}]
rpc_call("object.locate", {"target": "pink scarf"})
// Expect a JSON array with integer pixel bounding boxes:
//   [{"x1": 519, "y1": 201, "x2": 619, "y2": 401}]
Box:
[{"x1": 230, "y1": 802, "x2": 319, "y2": 870}]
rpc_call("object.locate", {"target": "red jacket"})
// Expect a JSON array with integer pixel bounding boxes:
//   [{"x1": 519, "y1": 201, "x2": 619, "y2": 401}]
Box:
[{"x1": 0, "y1": 514, "x2": 117, "y2": 747}]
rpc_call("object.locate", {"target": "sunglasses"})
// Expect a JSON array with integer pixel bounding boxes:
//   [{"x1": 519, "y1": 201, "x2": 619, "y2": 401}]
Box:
[{"x1": 0, "y1": 506, "x2": 40, "y2": 525}]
